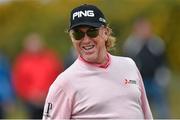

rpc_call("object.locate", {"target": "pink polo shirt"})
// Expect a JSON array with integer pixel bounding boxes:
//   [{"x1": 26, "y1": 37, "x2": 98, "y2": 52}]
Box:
[{"x1": 43, "y1": 54, "x2": 153, "y2": 119}]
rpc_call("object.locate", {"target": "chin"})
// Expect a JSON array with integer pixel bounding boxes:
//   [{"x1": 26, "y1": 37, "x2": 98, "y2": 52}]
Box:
[{"x1": 83, "y1": 53, "x2": 98, "y2": 63}]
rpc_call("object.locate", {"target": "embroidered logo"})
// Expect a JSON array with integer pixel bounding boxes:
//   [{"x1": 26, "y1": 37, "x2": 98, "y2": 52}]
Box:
[
  {"x1": 43, "y1": 102, "x2": 53, "y2": 119},
  {"x1": 99, "y1": 17, "x2": 106, "y2": 23},
  {"x1": 73, "y1": 10, "x2": 95, "y2": 20},
  {"x1": 124, "y1": 79, "x2": 137, "y2": 85}
]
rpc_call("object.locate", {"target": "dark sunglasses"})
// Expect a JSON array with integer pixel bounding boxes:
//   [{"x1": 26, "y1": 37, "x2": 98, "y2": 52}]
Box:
[{"x1": 71, "y1": 27, "x2": 99, "y2": 40}]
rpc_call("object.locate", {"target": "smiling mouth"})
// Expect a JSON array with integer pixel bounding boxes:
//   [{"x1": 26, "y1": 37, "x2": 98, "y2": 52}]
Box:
[{"x1": 82, "y1": 45, "x2": 95, "y2": 50}]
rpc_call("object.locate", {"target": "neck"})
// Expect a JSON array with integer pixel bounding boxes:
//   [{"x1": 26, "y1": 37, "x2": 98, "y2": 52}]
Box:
[
  {"x1": 79, "y1": 53, "x2": 110, "y2": 68},
  {"x1": 98, "y1": 53, "x2": 108, "y2": 65}
]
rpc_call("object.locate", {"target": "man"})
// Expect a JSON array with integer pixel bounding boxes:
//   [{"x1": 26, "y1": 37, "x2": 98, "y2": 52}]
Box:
[
  {"x1": 12, "y1": 33, "x2": 64, "y2": 119},
  {"x1": 0, "y1": 52, "x2": 15, "y2": 118},
  {"x1": 123, "y1": 18, "x2": 170, "y2": 118},
  {"x1": 42, "y1": 4, "x2": 152, "y2": 119}
]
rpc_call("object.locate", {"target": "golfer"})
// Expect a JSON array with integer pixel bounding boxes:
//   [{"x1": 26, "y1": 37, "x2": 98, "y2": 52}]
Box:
[{"x1": 42, "y1": 4, "x2": 153, "y2": 119}]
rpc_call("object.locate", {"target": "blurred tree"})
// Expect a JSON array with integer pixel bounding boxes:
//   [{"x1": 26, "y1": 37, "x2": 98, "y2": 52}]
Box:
[{"x1": 0, "y1": 0, "x2": 179, "y2": 69}]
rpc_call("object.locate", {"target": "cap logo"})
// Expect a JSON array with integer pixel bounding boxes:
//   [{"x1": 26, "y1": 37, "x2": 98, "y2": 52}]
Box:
[
  {"x1": 99, "y1": 17, "x2": 106, "y2": 23},
  {"x1": 73, "y1": 10, "x2": 94, "y2": 20}
]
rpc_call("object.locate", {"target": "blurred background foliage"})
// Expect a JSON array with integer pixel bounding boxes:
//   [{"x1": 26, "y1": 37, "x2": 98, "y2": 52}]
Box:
[
  {"x1": 0, "y1": 0, "x2": 180, "y2": 71},
  {"x1": 0, "y1": 0, "x2": 180, "y2": 118}
]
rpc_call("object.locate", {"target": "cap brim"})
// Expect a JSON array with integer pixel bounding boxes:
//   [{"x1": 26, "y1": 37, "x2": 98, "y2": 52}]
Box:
[{"x1": 68, "y1": 22, "x2": 102, "y2": 31}]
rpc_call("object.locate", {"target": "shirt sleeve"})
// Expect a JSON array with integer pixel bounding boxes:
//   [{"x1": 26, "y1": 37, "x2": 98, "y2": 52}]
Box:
[
  {"x1": 42, "y1": 86, "x2": 72, "y2": 120},
  {"x1": 136, "y1": 66, "x2": 153, "y2": 119}
]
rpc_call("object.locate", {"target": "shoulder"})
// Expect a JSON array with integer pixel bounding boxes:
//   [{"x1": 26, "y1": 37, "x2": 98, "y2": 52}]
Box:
[
  {"x1": 48, "y1": 60, "x2": 80, "y2": 95},
  {"x1": 148, "y1": 36, "x2": 166, "y2": 55},
  {"x1": 110, "y1": 55, "x2": 136, "y2": 65},
  {"x1": 49, "y1": 70, "x2": 73, "y2": 92},
  {"x1": 109, "y1": 55, "x2": 138, "y2": 72},
  {"x1": 47, "y1": 72, "x2": 74, "y2": 101}
]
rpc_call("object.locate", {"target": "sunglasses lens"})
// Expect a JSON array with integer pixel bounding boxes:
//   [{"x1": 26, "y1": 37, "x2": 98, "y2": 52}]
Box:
[
  {"x1": 72, "y1": 27, "x2": 99, "y2": 40},
  {"x1": 72, "y1": 30, "x2": 84, "y2": 40},
  {"x1": 87, "y1": 28, "x2": 99, "y2": 38}
]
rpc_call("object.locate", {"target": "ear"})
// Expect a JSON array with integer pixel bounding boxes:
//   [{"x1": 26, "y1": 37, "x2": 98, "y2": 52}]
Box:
[
  {"x1": 69, "y1": 31, "x2": 76, "y2": 42},
  {"x1": 103, "y1": 28, "x2": 109, "y2": 41}
]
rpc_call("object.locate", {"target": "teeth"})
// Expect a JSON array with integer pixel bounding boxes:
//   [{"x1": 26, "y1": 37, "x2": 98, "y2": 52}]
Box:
[{"x1": 83, "y1": 45, "x2": 94, "y2": 50}]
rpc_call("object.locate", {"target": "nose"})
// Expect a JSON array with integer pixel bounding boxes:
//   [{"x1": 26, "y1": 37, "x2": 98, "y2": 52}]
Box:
[{"x1": 82, "y1": 34, "x2": 91, "y2": 43}]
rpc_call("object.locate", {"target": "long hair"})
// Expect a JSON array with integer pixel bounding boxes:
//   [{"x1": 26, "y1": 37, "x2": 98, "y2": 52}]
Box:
[{"x1": 105, "y1": 25, "x2": 116, "y2": 52}]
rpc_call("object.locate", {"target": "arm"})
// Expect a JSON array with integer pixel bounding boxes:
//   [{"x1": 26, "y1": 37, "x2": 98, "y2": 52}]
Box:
[
  {"x1": 137, "y1": 68, "x2": 153, "y2": 119},
  {"x1": 42, "y1": 86, "x2": 72, "y2": 119}
]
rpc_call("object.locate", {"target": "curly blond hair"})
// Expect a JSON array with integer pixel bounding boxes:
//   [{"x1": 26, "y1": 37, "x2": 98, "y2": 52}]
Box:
[{"x1": 105, "y1": 26, "x2": 116, "y2": 51}]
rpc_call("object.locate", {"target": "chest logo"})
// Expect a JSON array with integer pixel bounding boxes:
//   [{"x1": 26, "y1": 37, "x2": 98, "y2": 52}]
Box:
[{"x1": 124, "y1": 79, "x2": 137, "y2": 85}]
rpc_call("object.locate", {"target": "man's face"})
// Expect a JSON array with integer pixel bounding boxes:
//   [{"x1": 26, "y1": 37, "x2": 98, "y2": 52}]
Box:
[{"x1": 70, "y1": 26, "x2": 108, "y2": 64}]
